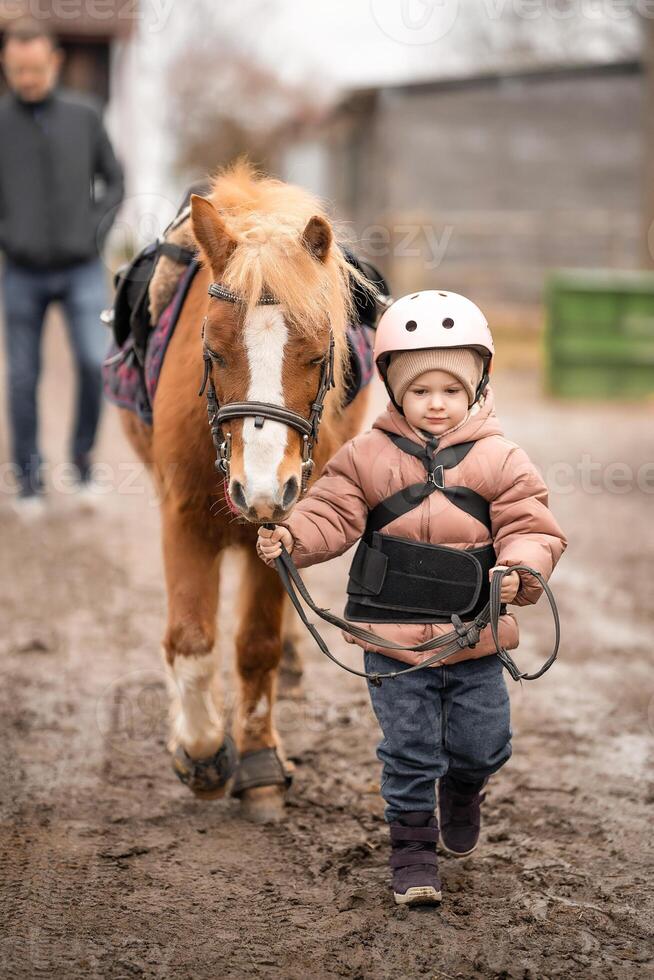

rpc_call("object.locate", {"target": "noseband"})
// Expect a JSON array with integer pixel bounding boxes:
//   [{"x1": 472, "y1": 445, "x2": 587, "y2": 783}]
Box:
[{"x1": 198, "y1": 282, "x2": 336, "y2": 496}]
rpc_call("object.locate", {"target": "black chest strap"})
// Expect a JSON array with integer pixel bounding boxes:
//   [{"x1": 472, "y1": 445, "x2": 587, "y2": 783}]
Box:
[{"x1": 366, "y1": 432, "x2": 491, "y2": 534}]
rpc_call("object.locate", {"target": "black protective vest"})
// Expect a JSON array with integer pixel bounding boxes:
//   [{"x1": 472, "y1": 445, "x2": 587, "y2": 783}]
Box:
[{"x1": 345, "y1": 432, "x2": 498, "y2": 624}]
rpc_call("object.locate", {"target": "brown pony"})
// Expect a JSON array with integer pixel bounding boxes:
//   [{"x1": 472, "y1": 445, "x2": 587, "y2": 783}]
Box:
[{"x1": 119, "y1": 162, "x2": 370, "y2": 822}]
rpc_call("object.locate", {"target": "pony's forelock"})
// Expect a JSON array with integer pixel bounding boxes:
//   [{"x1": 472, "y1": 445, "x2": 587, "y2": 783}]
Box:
[{"x1": 204, "y1": 160, "x2": 371, "y2": 410}]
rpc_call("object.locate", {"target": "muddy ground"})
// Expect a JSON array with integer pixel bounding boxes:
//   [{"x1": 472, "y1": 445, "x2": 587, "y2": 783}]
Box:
[{"x1": 0, "y1": 313, "x2": 653, "y2": 979}]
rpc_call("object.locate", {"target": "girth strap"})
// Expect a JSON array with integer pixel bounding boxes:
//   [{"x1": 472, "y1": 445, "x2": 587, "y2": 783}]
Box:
[{"x1": 367, "y1": 433, "x2": 491, "y2": 534}]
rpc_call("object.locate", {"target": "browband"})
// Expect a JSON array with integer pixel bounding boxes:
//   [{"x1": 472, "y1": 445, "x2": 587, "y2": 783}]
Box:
[{"x1": 208, "y1": 282, "x2": 278, "y2": 305}]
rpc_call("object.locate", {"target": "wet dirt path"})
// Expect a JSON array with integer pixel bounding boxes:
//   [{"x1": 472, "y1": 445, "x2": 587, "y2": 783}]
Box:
[{"x1": 0, "y1": 315, "x2": 652, "y2": 978}]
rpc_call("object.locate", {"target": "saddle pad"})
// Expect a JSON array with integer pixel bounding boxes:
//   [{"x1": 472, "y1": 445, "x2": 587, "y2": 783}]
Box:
[
  {"x1": 344, "y1": 322, "x2": 374, "y2": 405},
  {"x1": 102, "y1": 260, "x2": 199, "y2": 425}
]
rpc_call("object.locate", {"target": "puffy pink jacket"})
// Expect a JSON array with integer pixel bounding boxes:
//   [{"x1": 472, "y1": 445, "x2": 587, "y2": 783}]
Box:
[{"x1": 284, "y1": 388, "x2": 567, "y2": 667}]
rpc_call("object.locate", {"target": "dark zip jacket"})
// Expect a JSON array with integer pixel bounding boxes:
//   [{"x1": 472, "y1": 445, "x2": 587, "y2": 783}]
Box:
[{"x1": 0, "y1": 87, "x2": 124, "y2": 269}]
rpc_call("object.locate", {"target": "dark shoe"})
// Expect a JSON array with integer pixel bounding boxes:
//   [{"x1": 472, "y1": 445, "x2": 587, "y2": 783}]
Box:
[
  {"x1": 73, "y1": 454, "x2": 93, "y2": 485},
  {"x1": 71, "y1": 455, "x2": 105, "y2": 503},
  {"x1": 13, "y1": 469, "x2": 46, "y2": 519},
  {"x1": 389, "y1": 811, "x2": 442, "y2": 906},
  {"x1": 438, "y1": 774, "x2": 488, "y2": 857},
  {"x1": 18, "y1": 467, "x2": 44, "y2": 498}
]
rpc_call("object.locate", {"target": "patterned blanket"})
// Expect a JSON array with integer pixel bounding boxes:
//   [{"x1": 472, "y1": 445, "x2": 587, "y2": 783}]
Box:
[{"x1": 102, "y1": 262, "x2": 374, "y2": 426}]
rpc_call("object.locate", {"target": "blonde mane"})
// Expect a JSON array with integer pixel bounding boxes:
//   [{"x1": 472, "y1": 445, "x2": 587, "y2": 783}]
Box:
[{"x1": 204, "y1": 161, "x2": 363, "y2": 402}]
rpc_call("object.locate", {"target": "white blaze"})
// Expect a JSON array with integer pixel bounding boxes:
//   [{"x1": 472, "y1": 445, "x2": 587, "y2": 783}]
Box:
[{"x1": 242, "y1": 305, "x2": 289, "y2": 502}]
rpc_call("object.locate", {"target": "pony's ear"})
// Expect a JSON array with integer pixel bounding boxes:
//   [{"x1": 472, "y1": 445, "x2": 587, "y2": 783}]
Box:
[
  {"x1": 302, "y1": 215, "x2": 332, "y2": 263},
  {"x1": 190, "y1": 194, "x2": 237, "y2": 276}
]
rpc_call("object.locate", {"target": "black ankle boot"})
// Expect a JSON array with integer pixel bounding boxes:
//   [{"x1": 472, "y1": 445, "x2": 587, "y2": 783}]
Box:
[
  {"x1": 438, "y1": 775, "x2": 488, "y2": 857},
  {"x1": 389, "y1": 811, "x2": 442, "y2": 906}
]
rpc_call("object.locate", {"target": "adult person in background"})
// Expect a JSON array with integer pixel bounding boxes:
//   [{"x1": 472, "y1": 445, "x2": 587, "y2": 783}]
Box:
[{"x1": 0, "y1": 18, "x2": 124, "y2": 514}]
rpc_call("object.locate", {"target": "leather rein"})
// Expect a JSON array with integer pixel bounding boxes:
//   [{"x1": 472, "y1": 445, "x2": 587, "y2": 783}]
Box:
[
  {"x1": 265, "y1": 543, "x2": 560, "y2": 686},
  {"x1": 198, "y1": 281, "x2": 336, "y2": 495}
]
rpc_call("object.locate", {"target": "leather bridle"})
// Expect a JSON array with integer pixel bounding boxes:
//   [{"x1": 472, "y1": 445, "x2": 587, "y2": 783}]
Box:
[{"x1": 197, "y1": 281, "x2": 336, "y2": 495}]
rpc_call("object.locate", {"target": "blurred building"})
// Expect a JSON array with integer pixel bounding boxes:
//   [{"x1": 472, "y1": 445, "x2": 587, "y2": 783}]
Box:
[
  {"x1": 2, "y1": 0, "x2": 647, "y2": 315},
  {"x1": 281, "y1": 61, "x2": 642, "y2": 322}
]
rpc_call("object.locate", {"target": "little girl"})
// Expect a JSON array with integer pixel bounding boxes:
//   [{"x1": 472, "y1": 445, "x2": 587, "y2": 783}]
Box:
[{"x1": 257, "y1": 290, "x2": 566, "y2": 907}]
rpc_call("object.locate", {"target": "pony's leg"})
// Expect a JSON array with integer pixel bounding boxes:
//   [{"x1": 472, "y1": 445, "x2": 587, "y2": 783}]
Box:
[
  {"x1": 233, "y1": 545, "x2": 293, "y2": 823},
  {"x1": 278, "y1": 597, "x2": 305, "y2": 700},
  {"x1": 161, "y1": 510, "x2": 237, "y2": 799}
]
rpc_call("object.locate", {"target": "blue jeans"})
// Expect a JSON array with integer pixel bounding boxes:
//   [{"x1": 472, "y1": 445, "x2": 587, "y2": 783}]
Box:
[
  {"x1": 2, "y1": 256, "x2": 109, "y2": 492},
  {"x1": 364, "y1": 650, "x2": 512, "y2": 823}
]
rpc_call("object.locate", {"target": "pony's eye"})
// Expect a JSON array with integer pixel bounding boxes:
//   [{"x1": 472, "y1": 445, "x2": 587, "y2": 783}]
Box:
[
  {"x1": 307, "y1": 355, "x2": 325, "y2": 367},
  {"x1": 207, "y1": 347, "x2": 227, "y2": 368}
]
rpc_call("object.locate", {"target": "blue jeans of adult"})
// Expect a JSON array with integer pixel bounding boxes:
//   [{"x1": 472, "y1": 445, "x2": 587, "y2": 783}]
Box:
[
  {"x1": 2, "y1": 255, "x2": 109, "y2": 493},
  {"x1": 364, "y1": 649, "x2": 513, "y2": 823}
]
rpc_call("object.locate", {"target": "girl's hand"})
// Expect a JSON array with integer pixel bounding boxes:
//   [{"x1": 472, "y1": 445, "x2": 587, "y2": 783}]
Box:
[
  {"x1": 257, "y1": 525, "x2": 294, "y2": 565},
  {"x1": 489, "y1": 566, "x2": 521, "y2": 603}
]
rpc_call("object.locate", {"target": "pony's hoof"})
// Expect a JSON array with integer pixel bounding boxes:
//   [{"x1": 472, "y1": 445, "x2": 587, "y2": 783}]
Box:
[
  {"x1": 239, "y1": 785, "x2": 287, "y2": 824},
  {"x1": 231, "y1": 747, "x2": 293, "y2": 822},
  {"x1": 172, "y1": 734, "x2": 238, "y2": 798}
]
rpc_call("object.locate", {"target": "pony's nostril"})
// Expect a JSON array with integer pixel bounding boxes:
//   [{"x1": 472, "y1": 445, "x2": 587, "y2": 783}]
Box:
[
  {"x1": 230, "y1": 480, "x2": 247, "y2": 511},
  {"x1": 281, "y1": 476, "x2": 299, "y2": 511}
]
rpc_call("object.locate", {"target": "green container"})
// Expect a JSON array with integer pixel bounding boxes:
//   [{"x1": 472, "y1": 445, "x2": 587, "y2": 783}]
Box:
[{"x1": 545, "y1": 269, "x2": 654, "y2": 398}]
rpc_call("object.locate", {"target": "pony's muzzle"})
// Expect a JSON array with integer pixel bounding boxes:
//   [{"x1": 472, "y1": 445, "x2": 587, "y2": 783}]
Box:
[{"x1": 229, "y1": 475, "x2": 300, "y2": 521}]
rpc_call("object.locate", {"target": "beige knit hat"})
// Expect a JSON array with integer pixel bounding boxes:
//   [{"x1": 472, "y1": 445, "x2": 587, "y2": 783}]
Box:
[{"x1": 386, "y1": 348, "x2": 484, "y2": 407}]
